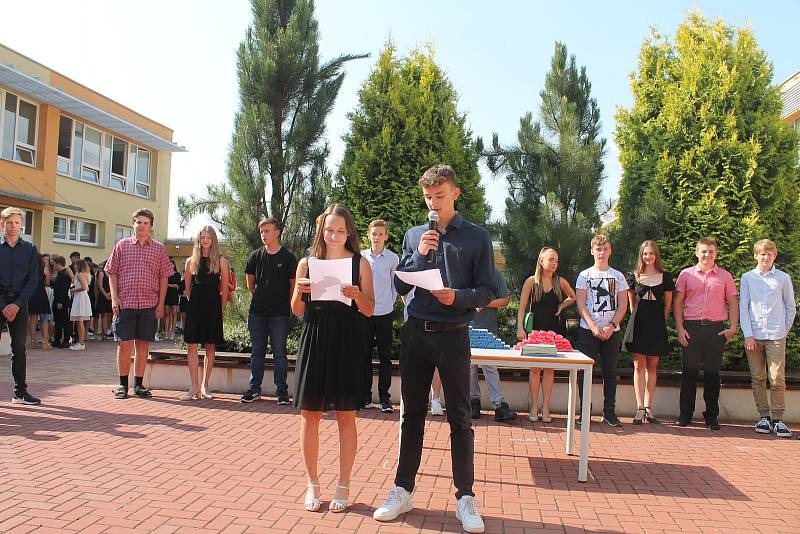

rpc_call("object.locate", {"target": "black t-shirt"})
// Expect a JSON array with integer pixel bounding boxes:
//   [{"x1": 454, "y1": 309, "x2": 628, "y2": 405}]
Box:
[{"x1": 245, "y1": 247, "x2": 298, "y2": 317}]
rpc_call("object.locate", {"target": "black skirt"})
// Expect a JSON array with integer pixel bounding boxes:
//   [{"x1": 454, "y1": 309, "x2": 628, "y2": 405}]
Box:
[
  {"x1": 183, "y1": 285, "x2": 224, "y2": 345},
  {"x1": 625, "y1": 300, "x2": 670, "y2": 357}
]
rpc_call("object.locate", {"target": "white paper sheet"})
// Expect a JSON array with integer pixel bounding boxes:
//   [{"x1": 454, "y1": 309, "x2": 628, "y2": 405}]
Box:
[
  {"x1": 308, "y1": 257, "x2": 353, "y2": 305},
  {"x1": 394, "y1": 269, "x2": 445, "y2": 291}
]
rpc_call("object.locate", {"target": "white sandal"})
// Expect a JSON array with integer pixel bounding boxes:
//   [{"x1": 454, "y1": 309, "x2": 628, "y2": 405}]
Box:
[
  {"x1": 304, "y1": 483, "x2": 321, "y2": 512},
  {"x1": 329, "y1": 484, "x2": 349, "y2": 513}
]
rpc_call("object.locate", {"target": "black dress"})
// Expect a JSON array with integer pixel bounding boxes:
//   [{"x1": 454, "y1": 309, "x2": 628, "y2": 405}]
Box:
[
  {"x1": 183, "y1": 257, "x2": 224, "y2": 345},
  {"x1": 293, "y1": 254, "x2": 366, "y2": 412},
  {"x1": 525, "y1": 278, "x2": 566, "y2": 335},
  {"x1": 27, "y1": 269, "x2": 50, "y2": 315},
  {"x1": 96, "y1": 272, "x2": 112, "y2": 314},
  {"x1": 165, "y1": 272, "x2": 181, "y2": 306},
  {"x1": 624, "y1": 272, "x2": 675, "y2": 357}
]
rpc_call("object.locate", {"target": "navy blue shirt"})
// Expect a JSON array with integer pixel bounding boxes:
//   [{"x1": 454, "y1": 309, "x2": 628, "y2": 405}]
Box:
[
  {"x1": 395, "y1": 213, "x2": 496, "y2": 324},
  {"x1": 0, "y1": 237, "x2": 40, "y2": 308}
]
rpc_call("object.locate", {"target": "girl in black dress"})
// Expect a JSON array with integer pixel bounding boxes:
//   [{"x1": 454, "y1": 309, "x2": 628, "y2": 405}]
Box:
[
  {"x1": 517, "y1": 247, "x2": 576, "y2": 423},
  {"x1": 291, "y1": 204, "x2": 374, "y2": 513},
  {"x1": 164, "y1": 260, "x2": 181, "y2": 340},
  {"x1": 624, "y1": 240, "x2": 674, "y2": 424},
  {"x1": 95, "y1": 261, "x2": 113, "y2": 339},
  {"x1": 27, "y1": 252, "x2": 51, "y2": 349},
  {"x1": 180, "y1": 226, "x2": 229, "y2": 401}
]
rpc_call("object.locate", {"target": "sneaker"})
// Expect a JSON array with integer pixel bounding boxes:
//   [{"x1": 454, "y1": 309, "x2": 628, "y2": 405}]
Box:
[
  {"x1": 380, "y1": 402, "x2": 394, "y2": 413},
  {"x1": 456, "y1": 495, "x2": 485, "y2": 533},
  {"x1": 277, "y1": 395, "x2": 291, "y2": 405},
  {"x1": 430, "y1": 398, "x2": 444, "y2": 416},
  {"x1": 773, "y1": 420, "x2": 792, "y2": 438},
  {"x1": 705, "y1": 416, "x2": 720, "y2": 431},
  {"x1": 154, "y1": 333, "x2": 161, "y2": 341},
  {"x1": 86, "y1": 331, "x2": 94, "y2": 339},
  {"x1": 11, "y1": 391, "x2": 41, "y2": 405},
  {"x1": 68, "y1": 343, "x2": 86, "y2": 351},
  {"x1": 470, "y1": 398, "x2": 481, "y2": 419},
  {"x1": 493, "y1": 402, "x2": 518, "y2": 423},
  {"x1": 240, "y1": 390, "x2": 260, "y2": 403},
  {"x1": 755, "y1": 417, "x2": 772, "y2": 434},
  {"x1": 363, "y1": 402, "x2": 375, "y2": 409},
  {"x1": 113, "y1": 386, "x2": 128, "y2": 399},
  {"x1": 601, "y1": 413, "x2": 623, "y2": 427},
  {"x1": 373, "y1": 486, "x2": 413, "y2": 521},
  {"x1": 133, "y1": 385, "x2": 152, "y2": 398},
  {"x1": 674, "y1": 415, "x2": 692, "y2": 427}
]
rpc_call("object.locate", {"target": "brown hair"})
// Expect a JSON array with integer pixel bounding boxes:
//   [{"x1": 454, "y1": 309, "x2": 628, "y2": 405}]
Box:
[
  {"x1": 258, "y1": 217, "x2": 282, "y2": 234},
  {"x1": 696, "y1": 236, "x2": 718, "y2": 251},
  {"x1": 132, "y1": 209, "x2": 154, "y2": 224},
  {"x1": 753, "y1": 239, "x2": 777, "y2": 254},
  {"x1": 531, "y1": 247, "x2": 563, "y2": 304},
  {"x1": 590, "y1": 234, "x2": 611, "y2": 249},
  {"x1": 418, "y1": 164, "x2": 457, "y2": 188},
  {"x1": 310, "y1": 204, "x2": 361, "y2": 258},
  {"x1": 188, "y1": 226, "x2": 221, "y2": 275},
  {"x1": 368, "y1": 219, "x2": 387, "y2": 231},
  {"x1": 634, "y1": 240, "x2": 665, "y2": 277}
]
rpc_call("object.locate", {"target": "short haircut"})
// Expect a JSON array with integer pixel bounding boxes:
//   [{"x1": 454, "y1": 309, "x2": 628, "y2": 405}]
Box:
[
  {"x1": 419, "y1": 164, "x2": 458, "y2": 188},
  {"x1": 70, "y1": 251, "x2": 81, "y2": 258},
  {"x1": 52, "y1": 255, "x2": 66, "y2": 266},
  {"x1": 0, "y1": 207, "x2": 24, "y2": 220},
  {"x1": 368, "y1": 219, "x2": 387, "y2": 231},
  {"x1": 83, "y1": 256, "x2": 93, "y2": 263},
  {"x1": 754, "y1": 239, "x2": 777, "y2": 254},
  {"x1": 258, "y1": 217, "x2": 282, "y2": 233},
  {"x1": 132, "y1": 208, "x2": 154, "y2": 224},
  {"x1": 590, "y1": 235, "x2": 611, "y2": 249},
  {"x1": 696, "y1": 237, "x2": 717, "y2": 250}
]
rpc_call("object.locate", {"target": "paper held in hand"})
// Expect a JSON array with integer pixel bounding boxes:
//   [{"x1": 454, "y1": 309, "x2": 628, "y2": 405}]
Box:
[
  {"x1": 394, "y1": 269, "x2": 445, "y2": 291},
  {"x1": 308, "y1": 257, "x2": 352, "y2": 306}
]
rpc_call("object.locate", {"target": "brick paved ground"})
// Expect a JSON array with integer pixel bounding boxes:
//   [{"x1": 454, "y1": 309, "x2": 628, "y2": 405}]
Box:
[{"x1": 2, "y1": 341, "x2": 800, "y2": 533}]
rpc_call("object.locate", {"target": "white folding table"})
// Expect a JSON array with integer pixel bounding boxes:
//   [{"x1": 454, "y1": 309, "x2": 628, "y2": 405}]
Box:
[{"x1": 397, "y1": 348, "x2": 595, "y2": 482}]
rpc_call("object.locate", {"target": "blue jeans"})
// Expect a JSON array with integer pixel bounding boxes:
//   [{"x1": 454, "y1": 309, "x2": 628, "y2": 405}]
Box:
[{"x1": 248, "y1": 314, "x2": 290, "y2": 396}]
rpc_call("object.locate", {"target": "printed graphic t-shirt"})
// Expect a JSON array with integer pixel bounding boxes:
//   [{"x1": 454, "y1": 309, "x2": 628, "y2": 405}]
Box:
[{"x1": 576, "y1": 266, "x2": 629, "y2": 330}]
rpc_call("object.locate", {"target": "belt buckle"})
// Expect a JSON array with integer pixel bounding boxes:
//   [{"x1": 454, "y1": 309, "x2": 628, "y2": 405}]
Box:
[{"x1": 423, "y1": 320, "x2": 435, "y2": 332}]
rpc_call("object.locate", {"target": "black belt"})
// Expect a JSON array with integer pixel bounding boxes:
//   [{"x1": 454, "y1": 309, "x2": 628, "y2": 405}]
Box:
[
  {"x1": 2, "y1": 291, "x2": 19, "y2": 303},
  {"x1": 684, "y1": 319, "x2": 724, "y2": 326},
  {"x1": 408, "y1": 317, "x2": 468, "y2": 332}
]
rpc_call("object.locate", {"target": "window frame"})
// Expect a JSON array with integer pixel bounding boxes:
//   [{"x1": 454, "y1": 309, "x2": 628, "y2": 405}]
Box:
[
  {"x1": 0, "y1": 89, "x2": 39, "y2": 168},
  {"x1": 133, "y1": 147, "x2": 151, "y2": 198},
  {"x1": 52, "y1": 214, "x2": 99, "y2": 247},
  {"x1": 80, "y1": 124, "x2": 102, "y2": 184}
]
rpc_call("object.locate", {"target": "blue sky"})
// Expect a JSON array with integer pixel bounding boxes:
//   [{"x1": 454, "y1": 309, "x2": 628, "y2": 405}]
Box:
[{"x1": 3, "y1": 1, "x2": 798, "y2": 237}]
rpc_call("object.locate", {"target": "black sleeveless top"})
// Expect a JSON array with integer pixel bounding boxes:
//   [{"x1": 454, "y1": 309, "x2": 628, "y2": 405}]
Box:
[
  {"x1": 526, "y1": 278, "x2": 565, "y2": 334},
  {"x1": 192, "y1": 256, "x2": 221, "y2": 288}
]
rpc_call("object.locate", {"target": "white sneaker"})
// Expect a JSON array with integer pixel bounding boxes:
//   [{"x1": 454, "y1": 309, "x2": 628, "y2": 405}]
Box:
[
  {"x1": 373, "y1": 486, "x2": 413, "y2": 521},
  {"x1": 774, "y1": 420, "x2": 792, "y2": 438},
  {"x1": 154, "y1": 333, "x2": 162, "y2": 341},
  {"x1": 430, "y1": 398, "x2": 444, "y2": 416},
  {"x1": 456, "y1": 495, "x2": 485, "y2": 533},
  {"x1": 68, "y1": 343, "x2": 85, "y2": 351}
]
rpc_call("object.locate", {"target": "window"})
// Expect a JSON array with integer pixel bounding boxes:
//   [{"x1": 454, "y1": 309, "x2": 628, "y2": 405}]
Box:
[
  {"x1": 0, "y1": 90, "x2": 37, "y2": 166},
  {"x1": 115, "y1": 226, "x2": 133, "y2": 242},
  {"x1": 57, "y1": 116, "x2": 73, "y2": 175},
  {"x1": 134, "y1": 148, "x2": 150, "y2": 197},
  {"x1": 111, "y1": 137, "x2": 128, "y2": 191},
  {"x1": 81, "y1": 126, "x2": 101, "y2": 183},
  {"x1": 52, "y1": 215, "x2": 98, "y2": 246},
  {"x1": 71, "y1": 122, "x2": 83, "y2": 178}
]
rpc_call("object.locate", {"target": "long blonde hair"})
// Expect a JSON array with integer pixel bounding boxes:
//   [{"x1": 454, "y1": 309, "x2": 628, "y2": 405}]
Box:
[
  {"x1": 634, "y1": 240, "x2": 664, "y2": 277},
  {"x1": 531, "y1": 247, "x2": 563, "y2": 304},
  {"x1": 188, "y1": 226, "x2": 221, "y2": 275}
]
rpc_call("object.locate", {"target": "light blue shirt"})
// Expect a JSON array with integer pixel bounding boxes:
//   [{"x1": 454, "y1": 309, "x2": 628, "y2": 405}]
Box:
[
  {"x1": 739, "y1": 267, "x2": 796, "y2": 340},
  {"x1": 362, "y1": 247, "x2": 399, "y2": 316}
]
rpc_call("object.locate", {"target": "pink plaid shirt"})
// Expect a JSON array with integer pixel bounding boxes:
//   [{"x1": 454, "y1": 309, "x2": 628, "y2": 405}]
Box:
[{"x1": 104, "y1": 237, "x2": 172, "y2": 309}]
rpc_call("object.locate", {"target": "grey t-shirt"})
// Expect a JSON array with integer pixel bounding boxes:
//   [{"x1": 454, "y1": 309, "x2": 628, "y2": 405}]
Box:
[{"x1": 470, "y1": 270, "x2": 508, "y2": 333}]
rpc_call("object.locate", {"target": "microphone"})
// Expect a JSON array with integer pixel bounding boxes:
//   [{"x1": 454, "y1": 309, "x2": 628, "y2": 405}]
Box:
[{"x1": 427, "y1": 210, "x2": 439, "y2": 264}]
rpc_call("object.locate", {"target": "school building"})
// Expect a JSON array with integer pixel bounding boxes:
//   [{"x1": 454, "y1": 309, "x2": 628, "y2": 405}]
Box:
[
  {"x1": 780, "y1": 69, "x2": 800, "y2": 131},
  {"x1": 0, "y1": 43, "x2": 184, "y2": 260}
]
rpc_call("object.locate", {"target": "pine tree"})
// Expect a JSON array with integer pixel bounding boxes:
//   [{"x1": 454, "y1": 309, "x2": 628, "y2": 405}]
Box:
[
  {"x1": 486, "y1": 42, "x2": 607, "y2": 291},
  {"x1": 335, "y1": 43, "x2": 488, "y2": 253},
  {"x1": 177, "y1": 0, "x2": 365, "y2": 261}
]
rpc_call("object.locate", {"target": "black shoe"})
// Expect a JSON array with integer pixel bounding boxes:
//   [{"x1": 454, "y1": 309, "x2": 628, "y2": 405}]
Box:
[
  {"x1": 470, "y1": 398, "x2": 481, "y2": 419},
  {"x1": 380, "y1": 402, "x2": 394, "y2": 413},
  {"x1": 674, "y1": 415, "x2": 691, "y2": 427},
  {"x1": 240, "y1": 390, "x2": 260, "y2": 403},
  {"x1": 494, "y1": 402, "x2": 518, "y2": 423},
  {"x1": 11, "y1": 391, "x2": 41, "y2": 405},
  {"x1": 601, "y1": 413, "x2": 623, "y2": 427},
  {"x1": 277, "y1": 395, "x2": 291, "y2": 405},
  {"x1": 113, "y1": 386, "x2": 128, "y2": 399},
  {"x1": 133, "y1": 385, "x2": 152, "y2": 398},
  {"x1": 576, "y1": 414, "x2": 583, "y2": 428},
  {"x1": 705, "y1": 417, "x2": 720, "y2": 431}
]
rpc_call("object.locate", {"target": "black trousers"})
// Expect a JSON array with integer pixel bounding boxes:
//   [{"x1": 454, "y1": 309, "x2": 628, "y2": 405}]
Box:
[
  {"x1": 576, "y1": 327, "x2": 620, "y2": 417},
  {"x1": 679, "y1": 321, "x2": 725, "y2": 419},
  {"x1": 53, "y1": 305, "x2": 71, "y2": 346},
  {"x1": 364, "y1": 313, "x2": 394, "y2": 403},
  {"x1": 395, "y1": 322, "x2": 474, "y2": 499},
  {"x1": 1, "y1": 302, "x2": 29, "y2": 395}
]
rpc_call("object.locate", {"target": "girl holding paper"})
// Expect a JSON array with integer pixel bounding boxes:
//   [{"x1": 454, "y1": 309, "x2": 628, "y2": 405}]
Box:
[{"x1": 291, "y1": 203, "x2": 375, "y2": 513}]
